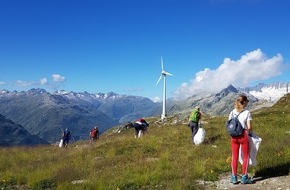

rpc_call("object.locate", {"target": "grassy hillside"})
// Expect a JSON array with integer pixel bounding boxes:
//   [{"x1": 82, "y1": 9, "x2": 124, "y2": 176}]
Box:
[{"x1": 1, "y1": 94, "x2": 289, "y2": 190}]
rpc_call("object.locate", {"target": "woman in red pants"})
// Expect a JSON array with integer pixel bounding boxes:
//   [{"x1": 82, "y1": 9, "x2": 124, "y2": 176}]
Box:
[{"x1": 228, "y1": 95, "x2": 254, "y2": 184}]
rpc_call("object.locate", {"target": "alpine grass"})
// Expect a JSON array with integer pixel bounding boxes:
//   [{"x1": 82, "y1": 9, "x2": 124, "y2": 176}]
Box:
[{"x1": 0, "y1": 94, "x2": 289, "y2": 190}]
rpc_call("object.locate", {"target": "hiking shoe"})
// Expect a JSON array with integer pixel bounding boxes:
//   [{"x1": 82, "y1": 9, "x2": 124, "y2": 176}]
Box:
[
  {"x1": 230, "y1": 175, "x2": 238, "y2": 184},
  {"x1": 241, "y1": 174, "x2": 254, "y2": 184}
]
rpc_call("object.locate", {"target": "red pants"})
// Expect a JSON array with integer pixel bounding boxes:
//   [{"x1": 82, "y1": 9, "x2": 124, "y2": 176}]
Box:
[{"x1": 231, "y1": 130, "x2": 250, "y2": 176}]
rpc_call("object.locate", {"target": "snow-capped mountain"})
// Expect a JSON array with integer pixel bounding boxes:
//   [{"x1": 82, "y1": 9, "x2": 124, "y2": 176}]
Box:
[
  {"x1": 241, "y1": 82, "x2": 289, "y2": 101},
  {"x1": 169, "y1": 82, "x2": 289, "y2": 119},
  {"x1": 54, "y1": 90, "x2": 123, "y2": 101}
]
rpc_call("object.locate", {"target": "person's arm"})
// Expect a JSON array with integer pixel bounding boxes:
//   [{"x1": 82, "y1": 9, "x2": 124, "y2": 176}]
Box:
[
  {"x1": 198, "y1": 111, "x2": 202, "y2": 120},
  {"x1": 144, "y1": 121, "x2": 149, "y2": 127},
  {"x1": 247, "y1": 120, "x2": 252, "y2": 134},
  {"x1": 246, "y1": 111, "x2": 253, "y2": 134}
]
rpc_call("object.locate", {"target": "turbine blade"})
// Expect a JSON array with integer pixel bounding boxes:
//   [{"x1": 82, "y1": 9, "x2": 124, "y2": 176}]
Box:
[
  {"x1": 164, "y1": 71, "x2": 173, "y2": 76},
  {"x1": 161, "y1": 56, "x2": 164, "y2": 71},
  {"x1": 155, "y1": 75, "x2": 162, "y2": 86}
]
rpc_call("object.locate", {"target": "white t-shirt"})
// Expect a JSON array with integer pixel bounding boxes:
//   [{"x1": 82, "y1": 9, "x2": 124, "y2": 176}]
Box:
[{"x1": 228, "y1": 109, "x2": 252, "y2": 129}]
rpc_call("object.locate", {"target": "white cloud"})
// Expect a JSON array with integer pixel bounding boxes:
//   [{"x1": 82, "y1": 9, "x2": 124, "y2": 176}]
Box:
[
  {"x1": 2, "y1": 74, "x2": 66, "y2": 91},
  {"x1": 173, "y1": 49, "x2": 284, "y2": 100},
  {"x1": 40, "y1": 78, "x2": 48, "y2": 85},
  {"x1": 16, "y1": 80, "x2": 33, "y2": 87},
  {"x1": 52, "y1": 74, "x2": 65, "y2": 82}
]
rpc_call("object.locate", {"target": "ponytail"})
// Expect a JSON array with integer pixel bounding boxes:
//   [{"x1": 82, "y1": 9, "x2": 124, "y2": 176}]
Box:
[{"x1": 234, "y1": 95, "x2": 249, "y2": 112}]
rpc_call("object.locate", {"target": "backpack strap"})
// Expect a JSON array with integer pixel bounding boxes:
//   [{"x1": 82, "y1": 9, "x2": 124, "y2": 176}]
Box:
[
  {"x1": 232, "y1": 109, "x2": 245, "y2": 118},
  {"x1": 237, "y1": 110, "x2": 245, "y2": 117}
]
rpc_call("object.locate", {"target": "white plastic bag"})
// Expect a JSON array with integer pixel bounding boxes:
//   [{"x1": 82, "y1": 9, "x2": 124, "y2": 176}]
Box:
[
  {"x1": 239, "y1": 132, "x2": 262, "y2": 166},
  {"x1": 59, "y1": 139, "x2": 64, "y2": 148},
  {"x1": 193, "y1": 127, "x2": 206, "y2": 145}
]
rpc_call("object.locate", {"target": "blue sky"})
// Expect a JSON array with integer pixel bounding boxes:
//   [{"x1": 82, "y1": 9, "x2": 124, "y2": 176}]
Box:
[{"x1": 0, "y1": 0, "x2": 289, "y2": 102}]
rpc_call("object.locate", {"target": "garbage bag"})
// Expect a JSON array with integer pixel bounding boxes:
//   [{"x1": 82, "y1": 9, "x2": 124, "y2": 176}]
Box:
[
  {"x1": 59, "y1": 139, "x2": 64, "y2": 148},
  {"x1": 239, "y1": 132, "x2": 262, "y2": 166},
  {"x1": 193, "y1": 127, "x2": 206, "y2": 145}
]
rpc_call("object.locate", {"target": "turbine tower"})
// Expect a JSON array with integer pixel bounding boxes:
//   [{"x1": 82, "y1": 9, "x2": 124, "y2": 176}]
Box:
[{"x1": 156, "y1": 56, "x2": 173, "y2": 121}]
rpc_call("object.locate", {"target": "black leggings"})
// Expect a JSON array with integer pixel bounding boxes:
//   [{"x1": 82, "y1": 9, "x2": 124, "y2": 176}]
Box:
[{"x1": 189, "y1": 121, "x2": 199, "y2": 138}]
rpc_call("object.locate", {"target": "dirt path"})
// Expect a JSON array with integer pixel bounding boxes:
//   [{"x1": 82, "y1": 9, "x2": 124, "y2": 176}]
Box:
[{"x1": 204, "y1": 174, "x2": 290, "y2": 190}]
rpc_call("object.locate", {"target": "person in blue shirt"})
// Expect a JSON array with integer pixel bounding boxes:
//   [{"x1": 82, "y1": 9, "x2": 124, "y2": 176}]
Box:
[{"x1": 62, "y1": 128, "x2": 71, "y2": 148}]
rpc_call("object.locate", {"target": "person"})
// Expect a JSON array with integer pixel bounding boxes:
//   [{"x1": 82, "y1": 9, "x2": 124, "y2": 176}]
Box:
[
  {"x1": 188, "y1": 106, "x2": 201, "y2": 143},
  {"x1": 228, "y1": 95, "x2": 254, "y2": 184},
  {"x1": 89, "y1": 126, "x2": 99, "y2": 144},
  {"x1": 62, "y1": 128, "x2": 71, "y2": 148},
  {"x1": 133, "y1": 118, "x2": 149, "y2": 138}
]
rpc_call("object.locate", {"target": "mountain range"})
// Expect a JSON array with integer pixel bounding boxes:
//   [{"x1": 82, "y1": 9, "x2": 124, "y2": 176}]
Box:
[
  {"x1": 0, "y1": 82, "x2": 288, "y2": 146},
  {"x1": 169, "y1": 82, "x2": 289, "y2": 117},
  {"x1": 241, "y1": 82, "x2": 289, "y2": 101},
  {"x1": 0, "y1": 114, "x2": 49, "y2": 146},
  {"x1": 0, "y1": 88, "x2": 160, "y2": 144}
]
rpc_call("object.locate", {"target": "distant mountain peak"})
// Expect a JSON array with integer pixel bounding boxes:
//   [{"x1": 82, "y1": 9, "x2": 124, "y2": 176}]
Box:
[
  {"x1": 225, "y1": 84, "x2": 239, "y2": 93},
  {"x1": 215, "y1": 84, "x2": 238, "y2": 98},
  {"x1": 28, "y1": 88, "x2": 48, "y2": 94}
]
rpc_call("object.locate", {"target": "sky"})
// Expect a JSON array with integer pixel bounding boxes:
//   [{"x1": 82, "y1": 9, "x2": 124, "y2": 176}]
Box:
[{"x1": 0, "y1": 0, "x2": 289, "y2": 102}]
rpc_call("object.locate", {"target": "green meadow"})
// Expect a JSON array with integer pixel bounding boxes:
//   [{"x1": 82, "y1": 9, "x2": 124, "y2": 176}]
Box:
[{"x1": 1, "y1": 94, "x2": 289, "y2": 190}]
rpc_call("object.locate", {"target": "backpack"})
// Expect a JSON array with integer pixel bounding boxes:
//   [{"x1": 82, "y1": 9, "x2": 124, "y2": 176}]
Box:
[
  {"x1": 137, "y1": 118, "x2": 149, "y2": 127},
  {"x1": 189, "y1": 109, "x2": 199, "y2": 123},
  {"x1": 226, "y1": 110, "x2": 244, "y2": 137},
  {"x1": 137, "y1": 118, "x2": 145, "y2": 123},
  {"x1": 90, "y1": 129, "x2": 98, "y2": 138}
]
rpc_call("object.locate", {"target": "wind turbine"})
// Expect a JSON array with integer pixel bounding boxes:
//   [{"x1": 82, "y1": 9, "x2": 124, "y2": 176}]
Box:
[{"x1": 155, "y1": 56, "x2": 173, "y2": 121}]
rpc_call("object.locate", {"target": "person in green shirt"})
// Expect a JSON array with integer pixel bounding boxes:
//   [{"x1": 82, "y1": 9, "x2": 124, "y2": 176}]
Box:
[{"x1": 188, "y1": 106, "x2": 201, "y2": 144}]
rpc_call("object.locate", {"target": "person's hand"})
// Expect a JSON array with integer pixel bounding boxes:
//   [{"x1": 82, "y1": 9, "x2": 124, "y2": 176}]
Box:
[{"x1": 248, "y1": 129, "x2": 253, "y2": 136}]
